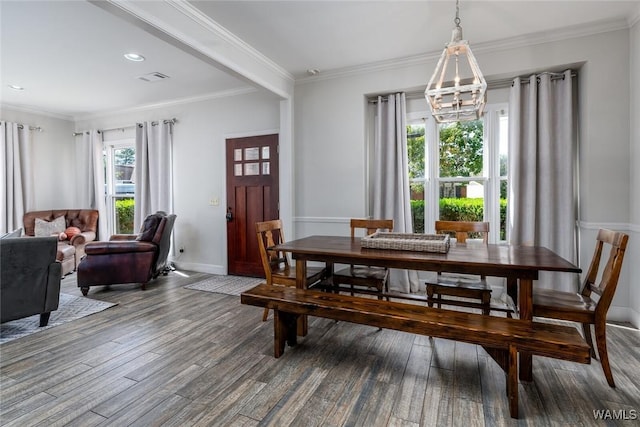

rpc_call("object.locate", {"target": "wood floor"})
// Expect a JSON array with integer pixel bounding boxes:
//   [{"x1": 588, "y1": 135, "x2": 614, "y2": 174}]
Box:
[{"x1": 1, "y1": 270, "x2": 639, "y2": 426}]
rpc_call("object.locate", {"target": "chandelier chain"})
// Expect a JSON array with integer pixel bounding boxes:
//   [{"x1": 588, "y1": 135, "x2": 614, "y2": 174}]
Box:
[{"x1": 455, "y1": 0, "x2": 461, "y2": 26}]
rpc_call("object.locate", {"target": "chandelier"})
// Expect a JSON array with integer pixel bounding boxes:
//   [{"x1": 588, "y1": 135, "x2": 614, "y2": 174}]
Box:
[{"x1": 425, "y1": 0, "x2": 487, "y2": 123}]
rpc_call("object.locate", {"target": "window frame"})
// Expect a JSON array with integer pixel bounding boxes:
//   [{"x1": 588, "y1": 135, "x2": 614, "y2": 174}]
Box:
[
  {"x1": 408, "y1": 102, "x2": 508, "y2": 243},
  {"x1": 104, "y1": 138, "x2": 135, "y2": 236}
]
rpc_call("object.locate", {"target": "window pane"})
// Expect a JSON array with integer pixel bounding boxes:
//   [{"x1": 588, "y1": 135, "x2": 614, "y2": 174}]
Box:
[
  {"x1": 244, "y1": 147, "x2": 259, "y2": 161},
  {"x1": 106, "y1": 144, "x2": 135, "y2": 236},
  {"x1": 499, "y1": 183, "x2": 507, "y2": 241},
  {"x1": 439, "y1": 181, "x2": 484, "y2": 222},
  {"x1": 407, "y1": 124, "x2": 426, "y2": 233},
  {"x1": 499, "y1": 114, "x2": 509, "y2": 241},
  {"x1": 410, "y1": 181, "x2": 425, "y2": 233},
  {"x1": 439, "y1": 121, "x2": 483, "y2": 178},
  {"x1": 499, "y1": 115, "x2": 508, "y2": 179},
  {"x1": 407, "y1": 124, "x2": 425, "y2": 179},
  {"x1": 244, "y1": 163, "x2": 260, "y2": 176},
  {"x1": 115, "y1": 197, "x2": 134, "y2": 234},
  {"x1": 112, "y1": 147, "x2": 135, "y2": 194}
]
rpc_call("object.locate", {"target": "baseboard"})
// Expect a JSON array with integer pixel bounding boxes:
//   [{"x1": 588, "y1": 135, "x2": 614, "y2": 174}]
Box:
[
  {"x1": 607, "y1": 305, "x2": 639, "y2": 327},
  {"x1": 627, "y1": 308, "x2": 640, "y2": 329},
  {"x1": 171, "y1": 260, "x2": 226, "y2": 275}
]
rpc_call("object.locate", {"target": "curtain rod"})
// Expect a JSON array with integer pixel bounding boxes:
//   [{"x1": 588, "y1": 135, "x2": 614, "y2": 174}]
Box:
[
  {"x1": 369, "y1": 71, "x2": 577, "y2": 103},
  {"x1": 73, "y1": 118, "x2": 177, "y2": 137},
  {"x1": 16, "y1": 124, "x2": 43, "y2": 132}
]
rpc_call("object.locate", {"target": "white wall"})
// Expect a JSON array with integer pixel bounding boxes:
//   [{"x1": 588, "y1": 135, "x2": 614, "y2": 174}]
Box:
[
  {"x1": 75, "y1": 89, "x2": 281, "y2": 274},
  {"x1": 629, "y1": 18, "x2": 639, "y2": 327},
  {"x1": 1, "y1": 107, "x2": 75, "y2": 209},
  {"x1": 294, "y1": 29, "x2": 635, "y2": 324}
]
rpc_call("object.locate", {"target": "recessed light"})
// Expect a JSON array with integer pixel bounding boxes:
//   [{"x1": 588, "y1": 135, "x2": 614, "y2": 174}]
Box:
[
  {"x1": 124, "y1": 53, "x2": 145, "y2": 62},
  {"x1": 8, "y1": 84, "x2": 24, "y2": 91}
]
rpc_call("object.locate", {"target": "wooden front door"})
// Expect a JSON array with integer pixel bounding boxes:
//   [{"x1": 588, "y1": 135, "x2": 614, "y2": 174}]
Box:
[{"x1": 226, "y1": 134, "x2": 279, "y2": 276}]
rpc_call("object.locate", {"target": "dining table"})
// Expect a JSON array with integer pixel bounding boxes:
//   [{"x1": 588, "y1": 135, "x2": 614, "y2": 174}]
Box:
[{"x1": 273, "y1": 235, "x2": 581, "y2": 381}]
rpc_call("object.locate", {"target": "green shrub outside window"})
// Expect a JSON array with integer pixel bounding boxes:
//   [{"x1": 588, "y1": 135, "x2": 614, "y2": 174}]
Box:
[
  {"x1": 411, "y1": 198, "x2": 507, "y2": 240},
  {"x1": 115, "y1": 198, "x2": 135, "y2": 234}
]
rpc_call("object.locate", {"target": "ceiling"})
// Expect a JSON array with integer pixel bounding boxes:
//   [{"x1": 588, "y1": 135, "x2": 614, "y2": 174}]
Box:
[{"x1": 2, "y1": 0, "x2": 639, "y2": 119}]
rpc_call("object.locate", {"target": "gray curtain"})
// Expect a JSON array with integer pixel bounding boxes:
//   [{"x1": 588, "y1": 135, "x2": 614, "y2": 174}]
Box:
[
  {"x1": 0, "y1": 121, "x2": 33, "y2": 233},
  {"x1": 372, "y1": 93, "x2": 420, "y2": 293},
  {"x1": 76, "y1": 130, "x2": 107, "y2": 240},
  {"x1": 134, "y1": 121, "x2": 173, "y2": 231},
  {"x1": 508, "y1": 70, "x2": 578, "y2": 291}
]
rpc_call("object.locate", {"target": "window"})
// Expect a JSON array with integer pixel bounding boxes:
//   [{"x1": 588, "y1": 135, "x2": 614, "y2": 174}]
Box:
[
  {"x1": 408, "y1": 104, "x2": 508, "y2": 242},
  {"x1": 104, "y1": 139, "x2": 135, "y2": 235}
]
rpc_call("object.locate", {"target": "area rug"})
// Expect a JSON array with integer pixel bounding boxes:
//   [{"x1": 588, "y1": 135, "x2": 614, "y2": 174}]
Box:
[
  {"x1": 184, "y1": 275, "x2": 263, "y2": 296},
  {"x1": 0, "y1": 293, "x2": 117, "y2": 344}
]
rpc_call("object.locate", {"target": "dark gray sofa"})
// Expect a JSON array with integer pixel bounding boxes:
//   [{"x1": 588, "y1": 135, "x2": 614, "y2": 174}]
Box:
[{"x1": 1, "y1": 236, "x2": 62, "y2": 326}]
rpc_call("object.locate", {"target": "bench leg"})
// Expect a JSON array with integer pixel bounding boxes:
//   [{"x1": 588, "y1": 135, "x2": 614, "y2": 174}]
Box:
[
  {"x1": 273, "y1": 310, "x2": 298, "y2": 358},
  {"x1": 507, "y1": 344, "x2": 519, "y2": 418}
]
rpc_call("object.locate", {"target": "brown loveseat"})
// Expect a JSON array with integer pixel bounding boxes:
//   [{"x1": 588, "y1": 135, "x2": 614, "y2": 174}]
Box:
[{"x1": 23, "y1": 209, "x2": 99, "y2": 275}]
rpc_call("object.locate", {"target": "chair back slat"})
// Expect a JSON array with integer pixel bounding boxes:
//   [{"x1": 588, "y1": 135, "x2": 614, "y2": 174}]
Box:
[{"x1": 582, "y1": 229, "x2": 629, "y2": 316}]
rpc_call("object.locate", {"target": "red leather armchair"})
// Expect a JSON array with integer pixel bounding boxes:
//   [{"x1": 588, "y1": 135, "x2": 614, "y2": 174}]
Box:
[{"x1": 77, "y1": 211, "x2": 176, "y2": 295}]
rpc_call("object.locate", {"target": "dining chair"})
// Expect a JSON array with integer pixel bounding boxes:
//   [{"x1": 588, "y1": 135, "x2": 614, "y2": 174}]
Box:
[
  {"x1": 256, "y1": 219, "x2": 327, "y2": 321},
  {"x1": 425, "y1": 220, "x2": 494, "y2": 315},
  {"x1": 332, "y1": 218, "x2": 394, "y2": 299},
  {"x1": 532, "y1": 229, "x2": 629, "y2": 387}
]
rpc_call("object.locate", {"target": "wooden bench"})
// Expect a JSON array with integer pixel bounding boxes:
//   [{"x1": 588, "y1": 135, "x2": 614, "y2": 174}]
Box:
[{"x1": 241, "y1": 283, "x2": 591, "y2": 419}]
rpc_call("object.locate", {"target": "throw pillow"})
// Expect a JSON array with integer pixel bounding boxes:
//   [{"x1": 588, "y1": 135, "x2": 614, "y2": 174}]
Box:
[
  {"x1": 136, "y1": 212, "x2": 163, "y2": 242},
  {"x1": 1, "y1": 228, "x2": 23, "y2": 239},
  {"x1": 34, "y1": 216, "x2": 66, "y2": 237},
  {"x1": 65, "y1": 226, "x2": 81, "y2": 238}
]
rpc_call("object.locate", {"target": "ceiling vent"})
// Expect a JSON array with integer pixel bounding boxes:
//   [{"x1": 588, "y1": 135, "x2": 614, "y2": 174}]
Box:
[{"x1": 137, "y1": 72, "x2": 170, "y2": 82}]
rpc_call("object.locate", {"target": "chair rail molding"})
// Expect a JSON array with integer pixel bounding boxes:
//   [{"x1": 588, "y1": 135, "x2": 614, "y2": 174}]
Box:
[
  {"x1": 294, "y1": 216, "x2": 351, "y2": 224},
  {"x1": 579, "y1": 221, "x2": 637, "y2": 233}
]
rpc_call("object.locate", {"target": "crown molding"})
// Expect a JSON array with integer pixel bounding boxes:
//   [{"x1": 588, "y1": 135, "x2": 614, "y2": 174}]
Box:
[
  {"x1": 73, "y1": 87, "x2": 258, "y2": 122},
  {"x1": 296, "y1": 17, "x2": 631, "y2": 86},
  {"x1": 0, "y1": 103, "x2": 75, "y2": 122}
]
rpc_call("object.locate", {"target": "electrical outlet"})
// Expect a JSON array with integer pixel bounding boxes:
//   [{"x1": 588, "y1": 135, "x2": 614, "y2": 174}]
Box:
[{"x1": 179, "y1": 247, "x2": 185, "y2": 253}]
